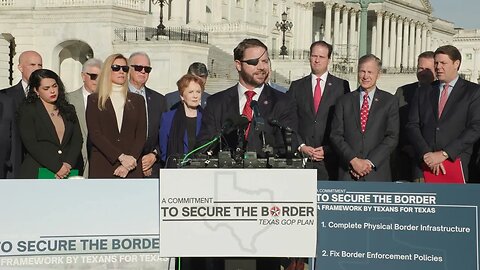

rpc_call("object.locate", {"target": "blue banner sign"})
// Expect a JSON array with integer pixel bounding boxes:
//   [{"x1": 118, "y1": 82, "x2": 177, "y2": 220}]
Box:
[{"x1": 316, "y1": 181, "x2": 478, "y2": 270}]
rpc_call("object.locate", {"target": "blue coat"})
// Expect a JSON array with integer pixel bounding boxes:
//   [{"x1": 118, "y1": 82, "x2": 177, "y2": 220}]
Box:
[{"x1": 159, "y1": 108, "x2": 203, "y2": 162}]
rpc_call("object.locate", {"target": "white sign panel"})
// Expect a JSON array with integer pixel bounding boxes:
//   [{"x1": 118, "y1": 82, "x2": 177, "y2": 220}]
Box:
[
  {"x1": 159, "y1": 169, "x2": 317, "y2": 257},
  {"x1": 0, "y1": 180, "x2": 172, "y2": 269}
]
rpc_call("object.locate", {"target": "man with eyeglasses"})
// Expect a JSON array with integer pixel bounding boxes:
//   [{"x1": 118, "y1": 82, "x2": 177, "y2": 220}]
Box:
[
  {"x1": 128, "y1": 51, "x2": 167, "y2": 178},
  {"x1": 1, "y1": 50, "x2": 43, "y2": 108},
  {"x1": 66, "y1": 58, "x2": 102, "y2": 178},
  {"x1": 198, "y1": 38, "x2": 297, "y2": 159}
]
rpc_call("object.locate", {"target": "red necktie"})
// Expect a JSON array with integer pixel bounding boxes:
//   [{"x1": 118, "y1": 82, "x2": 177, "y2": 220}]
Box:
[
  {"x1": 242, "y1": 90, "x2": 256, "y2": 138},
  {"x1": 360, "y1": 93, "x2": 369, "y2": 133},
  {"x1": 438, "y1": 83, "x2": 449, "y2": 118},
  {"x1": 313, "y1": 77, "x2": 322, "y2": 113}
]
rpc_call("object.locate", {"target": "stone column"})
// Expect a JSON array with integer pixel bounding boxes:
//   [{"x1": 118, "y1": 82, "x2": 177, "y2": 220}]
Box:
[
  {"x1": 421, "y1": 24, "x2": 427, "y2": 52},
  {"x1": 324, "y1": 2, "x2": 333, "y2": 43},
  {"x1": 349, "y1": 9, "x2": 357, "y2": 58},
  {"x1": 189, "y1": 0, "x2": 206, "y2": 24},
  {"x1": 389, "y1": 15, "x2": 397, "y2": 68},
  {"x1": 396, "y1": 17, "x2": 403, "y2": 69},
  {"x1": 375, "y1": 11, "x2": 383, "y2": 57},
  {"x1": 333, "y1": 5, "x2": 341, "y2": 46},
  {"x1": 473, "y1": 48, "x2": 480, "y2": 83},
  {"x1": 415, "y1": 22, "x2": 422, "y2": 62},
  {"x1": 211, "y1": 0, "x2": 222, "y2": 23},
  {"x1": 0, "y1": 37, "x2": 10, "y2": 87},
  {"x1": 409, "y1": 20, "x2": 415, "y2": 68},
  {"x1": 371, "y1": 25, "x2": 376, "y2": 55},
  {"x1": 382, "y1": 12, "x2": 390, "y2": 67},
  {"x1": 426, "y1": 30, "x2": 431, "y2": 50},
  {"x1": 342, "y1": 7, "x2": 349, "y2": 46},
  {"x1": 305, "y1": 3, "x2": 314, "y2": 49},
  {"x1": 170, "y1": 0, "x2": 187, "y2": 25},
  {"x1": 402, "y1": 18, "x2": 409, "y2": 69}
]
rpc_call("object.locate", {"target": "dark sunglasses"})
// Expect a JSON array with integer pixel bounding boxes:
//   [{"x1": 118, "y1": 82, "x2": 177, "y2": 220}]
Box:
[
  {"x1": 85, "y1": 73, "x2": 99, "y2": 80},
  {"x1": 239, "y1": 50, "x2": 268, "y2": 66},
  {"x1": 130, "y1": 65, "x2": 152, "y2": 73},
  {"x1": 111, "y1": 64, "x2": 129, "y2": 72}
]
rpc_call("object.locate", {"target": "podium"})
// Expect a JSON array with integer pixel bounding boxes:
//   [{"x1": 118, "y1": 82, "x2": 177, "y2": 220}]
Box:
[{"x1": 158, "y1": 169, "x2": 317, "y2": 270}]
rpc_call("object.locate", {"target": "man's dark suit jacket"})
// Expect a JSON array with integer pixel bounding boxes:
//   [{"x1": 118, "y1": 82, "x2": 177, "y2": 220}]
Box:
[
  {"x1": 330, "y1": 88, "x2": 399, "y2": 181},
  {"x1": 143, "y1": 87, "x2": 167, "y2": 177},
  {"x1": 17, "y1": 100, "x2": 83, "y2": 179},
  {"x1": 0, "y1": 93, "x2": 21, "y2": 178},
  {"x1": 392, "y1": 82, "x2": 420, "y2": 181},
  {"x1": 287, "y1": 73, "x2": 350, "y2": 180},
  {"x1": 2, "y1": 81, "x2": 25, "y2": 108},
  {"x1": 406, "y1": 78, "x2": 480, "y2": 180},
  {"x1": 197, "y1": 84, "x2": 298, "y2": 157},
  {"x1": 86, "y1": 92, "x2": 147, "y2": 178}
]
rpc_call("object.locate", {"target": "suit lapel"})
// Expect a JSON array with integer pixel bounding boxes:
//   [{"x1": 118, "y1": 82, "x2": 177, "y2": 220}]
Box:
[
  {"x1": 365, "y1": 89, "x2": 381, "y2": 133},
  {"x1": 301, "y1": 75, "x2": 315, "y2": 116},
  {"x1": 429, "y1": 81, "x2": 440, "y2": 120},
  {"x1": 105, "y1": 98, "x2": 121, "y2": 135},
  {"x1": 351, "y1": 89, "x2": 361, "y2": 131},
  {"x1": 440, "y1": 78, "x2": 464, "y2": 120},
  {"x1": 36, "y1": 100, "x2": 60, "y2": 145},
  {"x1": 258, "y1": 85, "x2": 275, "y2": 118},
  {"x1": 317, "y1": 73, "x2": 335, "y2": 119}
]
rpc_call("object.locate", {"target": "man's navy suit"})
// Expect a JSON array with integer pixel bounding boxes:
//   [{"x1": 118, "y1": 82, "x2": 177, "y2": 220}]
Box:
[
  {"x1": 2, "y1": 81, "x2": 25, "y2": 108},
  {"x1": 0, "y1": 93, "x2": 21, "y2": 178},
  {"x1": 330, "y1": 88, "x2": 399, "y2": 181},
  {"x1": 143, "y1": 87, "x2": 168, "y2": 177},
  {"x1": 287, "y1": 73, "x2": 350, "y2": 180},
  {"x1": 406, "y1": 78, "x2": 480, "y2": 180},
  {"x1": 197, "y1": 84, "x2": 298, "y2": 157}
]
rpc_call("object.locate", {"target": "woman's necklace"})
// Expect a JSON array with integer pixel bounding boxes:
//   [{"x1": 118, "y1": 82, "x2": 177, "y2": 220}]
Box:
[{"x1": 48, "y1": 108, "x2": 58, "y2": 117}]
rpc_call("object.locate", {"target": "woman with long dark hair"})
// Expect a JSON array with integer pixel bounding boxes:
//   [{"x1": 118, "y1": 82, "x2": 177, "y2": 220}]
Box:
[{"x1": 17, "y1": 69, "x2": 82, "y2": 179}]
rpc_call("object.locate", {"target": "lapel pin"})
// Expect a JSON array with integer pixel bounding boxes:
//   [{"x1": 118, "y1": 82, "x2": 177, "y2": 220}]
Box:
[
  {"x1": 374, "y1": 98, "x2": 379, "y2": 102},
  {"x1": 263, "y1": 100, "x2": 269, "y2": 105},
  {"x1": 328, "y1": 83, "x2": 332, "y2": 86}
]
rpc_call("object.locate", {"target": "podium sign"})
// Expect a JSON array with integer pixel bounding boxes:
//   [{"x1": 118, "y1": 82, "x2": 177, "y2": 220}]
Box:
[
  {"x1": 159, "y1": 169, "x2": 317, "y2": 257},
  {"x1": 0, "y1": 180, "x2": 171, "y2": 269},
  {"x1": 316, "y1": 181, "x2": 479, "y2": 270}
]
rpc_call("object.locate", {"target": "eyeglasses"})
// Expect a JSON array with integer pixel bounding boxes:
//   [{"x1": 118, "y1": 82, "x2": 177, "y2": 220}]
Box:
[
  {"x1": 130, "y1": 65, "x2": 152, "y2": 73},
  {"x1": 239, "y1": 50, "x2": 268, "y2": 66},
  {"x1": 85, "y1": 73, "x2": 99, "y2": 80},
  {"x1": 111, "y1": 65, "x2": 129, "y2": 72}
]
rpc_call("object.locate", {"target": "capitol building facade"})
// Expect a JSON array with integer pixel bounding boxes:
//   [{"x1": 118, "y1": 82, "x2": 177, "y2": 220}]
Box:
[{"x1": 0, "y1": 0, "x2": 478, "y2": 93}]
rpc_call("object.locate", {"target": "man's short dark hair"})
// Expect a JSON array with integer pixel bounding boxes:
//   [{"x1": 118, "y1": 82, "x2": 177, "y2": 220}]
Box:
[
  {"x1": 358, "y1": 54, "x2": 382, "y2": 70},
  {"x1": 187, "y1": 62, "x2": 208, "y2": 78},
  {"x1": 310, "y1": 41, "x2": 333, "y2": 59},
  {"x1": 435, "y1": 45, "x2": 462, "y2": 68},
  {"x1": 418, "y1": 51, "x2": 434, "y2": 60},
  {"x1": 233, "y1": 38, "x2": 268, "y2": 61}
]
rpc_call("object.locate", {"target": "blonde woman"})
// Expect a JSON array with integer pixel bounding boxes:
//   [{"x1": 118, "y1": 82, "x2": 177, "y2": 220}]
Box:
[{"x1": 86, "y1": 54, "x2": 146, "y2": 178}]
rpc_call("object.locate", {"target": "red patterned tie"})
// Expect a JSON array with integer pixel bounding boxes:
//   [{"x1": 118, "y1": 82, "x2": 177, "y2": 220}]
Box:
[
  {"x1": 313, "y1": 77, "x2": 322, "y2": 113},
  {"x1": 360, "y1": 93, "x2": 369, "y2": 133},
  {"x1": 438, "y1": 83, "x2": 449, "y2": 118},
  {"x1": 242, "y1": 90, "x2": 256, "y2": 138}
]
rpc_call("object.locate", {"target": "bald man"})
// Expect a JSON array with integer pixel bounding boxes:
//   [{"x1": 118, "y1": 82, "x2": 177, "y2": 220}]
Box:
[{"x1": 1, "y1": 50, "x2": 43, "y2": 107}]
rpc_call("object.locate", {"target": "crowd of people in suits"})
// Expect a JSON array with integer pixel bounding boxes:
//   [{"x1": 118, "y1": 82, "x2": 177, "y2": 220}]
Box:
[{"x1": 1, "y1": 38, "x2": 480, "y2": 185}]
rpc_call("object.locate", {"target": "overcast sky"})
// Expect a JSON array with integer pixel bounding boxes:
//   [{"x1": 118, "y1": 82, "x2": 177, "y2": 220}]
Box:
[{"x1": 430, "y1": 0, "x2": 480, "y2": 29}]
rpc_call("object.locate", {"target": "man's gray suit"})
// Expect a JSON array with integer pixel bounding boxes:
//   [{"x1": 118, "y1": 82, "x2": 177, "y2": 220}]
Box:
[
  {"x1": 330, "y1": 88, "x2": 399, "y2": 181},
  {"x1": 66, "y1": 88, "x2": 88, "y2": 176}
]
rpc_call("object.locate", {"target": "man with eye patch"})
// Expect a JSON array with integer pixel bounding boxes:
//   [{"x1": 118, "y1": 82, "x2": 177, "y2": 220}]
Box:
[
  {"x1": 128, "y1": 51, "x2": 167, "y2": 178},
  {"x1": 196, "y1": 38, "x2": 298, "y2": 270},
  {"x1": 67, "y1": 58, "x2": 102, "y2": 177},
  {"x1": 198, "y1": 38, "x2": 298, "y2": 161}
]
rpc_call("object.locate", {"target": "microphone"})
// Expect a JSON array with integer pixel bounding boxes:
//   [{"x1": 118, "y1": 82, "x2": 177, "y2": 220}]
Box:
[
  {"x1": 269, "y1": 118, "x2": 294, "y2": 133},
  {"x1": 221, "y1": 115, "x2": 249, "y2": 134},
  {"x1": 250, "y1": 100, "x2": 265, "y2": 131}
]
